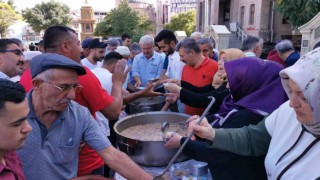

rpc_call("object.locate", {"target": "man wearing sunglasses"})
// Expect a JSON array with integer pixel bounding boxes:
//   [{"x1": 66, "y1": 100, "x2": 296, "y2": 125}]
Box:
[
  {"x1": 81, "y1": 38, "x2": 107, "y2": 70},
  {"x1": 0, "y1": 39, "x2": 25, "y2": 80}
]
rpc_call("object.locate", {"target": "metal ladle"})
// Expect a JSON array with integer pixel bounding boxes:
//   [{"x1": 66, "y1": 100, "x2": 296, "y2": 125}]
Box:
[
  {"x1": 162, "y1": 121, "x2": 187, "y2": 134},
  {"x1": 154, "y1": 96, "x2": 216, "y2": 180}
]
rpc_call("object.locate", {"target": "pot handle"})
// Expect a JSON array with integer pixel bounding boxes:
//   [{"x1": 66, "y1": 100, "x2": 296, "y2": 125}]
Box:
[
  {"x1": 118, "y1": 141, "x2": 138, "y2": 156},
  {"x1": 118, "y1": 141, "x2": 136, "y2": 148},
  {"x1": 140, "y1": 106, "x2": 152, "y2": 112}
]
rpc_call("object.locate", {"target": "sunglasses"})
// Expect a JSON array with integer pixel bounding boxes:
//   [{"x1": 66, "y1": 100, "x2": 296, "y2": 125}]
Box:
[{"x1": 0, "y1": 49, "x2": 24, "y2": 57}]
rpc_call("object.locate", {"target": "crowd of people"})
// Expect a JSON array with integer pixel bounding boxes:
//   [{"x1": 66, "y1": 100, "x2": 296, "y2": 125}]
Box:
[{"x1": 0, "y1": 24, "x2": 319, "y2": 180}]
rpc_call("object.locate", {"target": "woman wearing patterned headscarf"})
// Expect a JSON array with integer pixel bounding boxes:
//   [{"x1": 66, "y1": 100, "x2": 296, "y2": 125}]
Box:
[
  {"x1": 165, "y1": 57, "x2": 288, "y2": 180},
  {"x1": 187, "y1": 47, "x2": 320, "y2": 179}
]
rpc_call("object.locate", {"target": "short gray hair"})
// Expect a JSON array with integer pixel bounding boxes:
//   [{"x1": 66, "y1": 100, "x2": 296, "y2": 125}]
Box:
[
  {"x1": 176, "y1": 38, "x2": 201, "y2": 54},
  {"x1": 129, "y1": 42, "x2": 141, "y2": 54},
  {"x1": 242, "y1": 35, "x2": 263, "y2": 51},
  {"x1": 190, "y1": 32, "x2": 204, "y2": 40},
  {"x1": 275, "y1": 40, "x2": 294, "y2": 54},
  {"x1": 139, "y1": 35, "x2": 154, "y2": 45},
  {"x1": 108, "y1": 39, "x2": 120, "y2": 47},
  {"x1": 197, "y1": 38, "x2": 214, "y2": 49}
]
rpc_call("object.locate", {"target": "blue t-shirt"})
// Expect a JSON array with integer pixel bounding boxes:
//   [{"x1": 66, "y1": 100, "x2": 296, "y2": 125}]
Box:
[
  {"x1": 17, "y1": 91, "x2": 111, "y2": 179},
  {"x1": 131, "y1": 51, "x2": 164, "y2": 87}
]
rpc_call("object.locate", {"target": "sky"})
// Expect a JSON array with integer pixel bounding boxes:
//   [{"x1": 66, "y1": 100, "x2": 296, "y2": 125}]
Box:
[{"x1": 9, "y1": 0, "x2": 157, "y2": 12}]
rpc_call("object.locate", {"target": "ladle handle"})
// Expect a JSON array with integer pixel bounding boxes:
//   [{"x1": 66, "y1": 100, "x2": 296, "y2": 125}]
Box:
[{"x1": 159, "y1": 96, "x2": 216, "y2": 177}]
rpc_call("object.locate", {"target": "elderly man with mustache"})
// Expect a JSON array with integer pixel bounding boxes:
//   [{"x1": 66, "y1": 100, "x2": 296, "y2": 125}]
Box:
[{"x1": 17, "y1": 53, "x2": 152, "y2": 180}]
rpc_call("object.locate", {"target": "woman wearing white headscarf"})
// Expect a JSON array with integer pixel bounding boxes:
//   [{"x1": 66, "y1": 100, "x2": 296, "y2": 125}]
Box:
[{"x1": 187, "y1": 47, "x2": 320, "y2": 179}]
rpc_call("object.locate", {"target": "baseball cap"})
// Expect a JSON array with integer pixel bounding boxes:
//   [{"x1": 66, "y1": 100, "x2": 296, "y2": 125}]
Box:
[
  {"x1": 115, "y1": 46, "x2": 130, "y2": 56},
  {"x1": 88, "y1": 38, "x2": 108, "y2": 49},
  {"x1": 30, "y1": 53, "x2": 86, "y2": 78},
  {"x1": 81, "y1": 38, "x2": 93, "y2": 48}
]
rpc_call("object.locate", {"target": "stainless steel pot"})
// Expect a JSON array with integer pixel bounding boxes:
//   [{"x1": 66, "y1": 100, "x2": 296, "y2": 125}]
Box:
[
  {"x1": 127, "y1": 96, "x2": 165, "y2": 114},
  {"x1": 114, "y1": 112, "x2": 190, "y2": 167}
]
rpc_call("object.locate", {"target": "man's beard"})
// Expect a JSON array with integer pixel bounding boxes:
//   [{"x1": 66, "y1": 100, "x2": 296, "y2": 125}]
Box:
[
  {"x1": 93, "y1": 55, "x2": 103, "y2": 62},
  {"x1": 167, "y1": 46, "x2": 174, "y2": 56}
]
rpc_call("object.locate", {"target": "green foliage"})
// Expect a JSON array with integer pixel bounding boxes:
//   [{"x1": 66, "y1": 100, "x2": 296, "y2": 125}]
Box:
[
  {"x1": 94, "y1": 19, "x2": 111, "y2": 36},
  {"x1": 94, "y1": 0, "x2": 155, "y2": 42},
  {"x1": 7, "y1": 0, "x2": 17, "y2": 13},
  {"x1": 275, "y1": 0, "x2": 320, "y2": 28},
  {"x1": 131, "y1": 14, "x2": 155, "y2": 42},
  {"x1": 95, "y1": 0, "x2": 138, "y2": 37},
  {"x1": 0, "y1": 3, "x2": 20, "y2": 38},
  {"x1": 21, "y1": 0, "x2": 72, "y2": 32},
  {"x1": 164, "y1": 10, "x2": 196, "y2": 36}
]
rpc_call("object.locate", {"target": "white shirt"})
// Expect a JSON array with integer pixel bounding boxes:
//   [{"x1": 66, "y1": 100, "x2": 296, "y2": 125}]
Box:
[
  {"x1": 165, "y1": 51, "x2": 185, "y2": 80},
  {"x1": 0, "y1": 71, "x2": 10, "y2": 80},
  {"x1": 92, "y1": 67, "x2": 113, "y2": 137},
  {"x1": 244, "y1": 52, "x2": 256, "y2": 57},
  {"x1": 81, "y1": 58, "x2": 102, "y2": 70},
  {"x1": 159, "y1": 52, "x2": 166, "y2": 59},
  {"x1": 264, "y1": 101, "x2": 320, "y2": 179}
]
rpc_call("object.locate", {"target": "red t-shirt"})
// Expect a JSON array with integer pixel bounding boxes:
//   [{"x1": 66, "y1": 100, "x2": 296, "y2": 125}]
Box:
[
  {"x1": 0, "y1": 151, "x2": 26, "y2": 180},
  {"x1": 267, "y1": 49, "x2": 285, "y2": 66},
  {"x1": 19, "y1": 66, "x2": 114, "y2": 176},
  {"x1": 76, "y1": 67, "x2": 113, "y2": 176},
  {"x1": 19, "y1": 68, "x2": 32, "y2": 92},
  {"x1": 182, "y1": 57, "x2": 218, "y2": 115}
]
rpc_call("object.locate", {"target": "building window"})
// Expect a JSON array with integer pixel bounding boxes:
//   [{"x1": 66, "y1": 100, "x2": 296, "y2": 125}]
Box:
[
  {"x1": 240, "y1": 6, "x2": 245, "y2": 26},
  {"x1": 86, "y1": 24, "x2": 91, "y2": 32},
  {"x1": 249, "y1": 4, "x2": 255, "y2": 25}
]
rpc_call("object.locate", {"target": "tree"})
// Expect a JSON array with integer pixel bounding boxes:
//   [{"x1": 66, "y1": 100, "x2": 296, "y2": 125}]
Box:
[
  {"x1": 0, "y1": 3, "x2": 20, "y2": 38},
  {"x1": 21, "y1": 0, "x2": 72, "y2": 32},
  {"x1": 132, "y1": 14, "x2": 155, "y2": 42},
  {"x1": 94, "y1": 0, "x2": 154, "y2": 42},
  {"x1": 94, "y1": 19, "x2": 111, "y2": 37},
  {"x1": 7, "y1": 0, "x2": 18, "y2": 13},
  {"x1": 275, "y1": 0, "x2": 320, "y2": 28},
  {"x1": 95, "y1": 0, "x2": 139, "y2": 37},
  {"x1": 164, "y1": 10, "x2": 196, "y2": 36}
]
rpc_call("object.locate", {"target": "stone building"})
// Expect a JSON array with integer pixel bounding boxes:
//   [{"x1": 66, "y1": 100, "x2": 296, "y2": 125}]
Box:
[
  {"x1": 299, "y1": 12, "x2": 320, "y2": 55},
  {"x1": 156, "y1": 0, "x2": 169, "y2": 33},
  {"x1": 156, "y1": 0, "x2": 197, "y2": 33},
  {"x1": 79, "y1": 2, "x2": 95, "y2": 41},
  {"x1": 170, "y1": 0, "x2": 197, "y2": 16},
  {"x1": 71, "y1": 1, "x2": 107, "y2": 41},
  {"x1": 196, "y1": 0, "x2": 294, "y2": 43}
]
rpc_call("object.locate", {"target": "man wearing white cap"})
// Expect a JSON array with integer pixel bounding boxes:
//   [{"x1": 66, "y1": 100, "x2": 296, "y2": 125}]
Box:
[
  {"x1": 115, "y1": 46, "x2": 130, "y2": 60},
  {"x1": 115, "y1": 46, "x2": 131, "y2": 90}
]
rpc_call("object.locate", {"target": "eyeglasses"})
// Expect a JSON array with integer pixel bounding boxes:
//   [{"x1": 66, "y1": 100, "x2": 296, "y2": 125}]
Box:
[
  {"x1": 43, "y1": 81, "x2": 83, "y2": 94},
  {"x1": 0, "y1": 49, "x2": 24, "y2": 57}
]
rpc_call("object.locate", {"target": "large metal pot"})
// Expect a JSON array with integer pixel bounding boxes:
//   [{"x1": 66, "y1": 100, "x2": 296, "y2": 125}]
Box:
[
  {"x1": 114, "y1": 112, "x2": 190, "y2": 167},
  {"x1": 127, "y1": 96, "x2": 165, "y2": 114}
]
